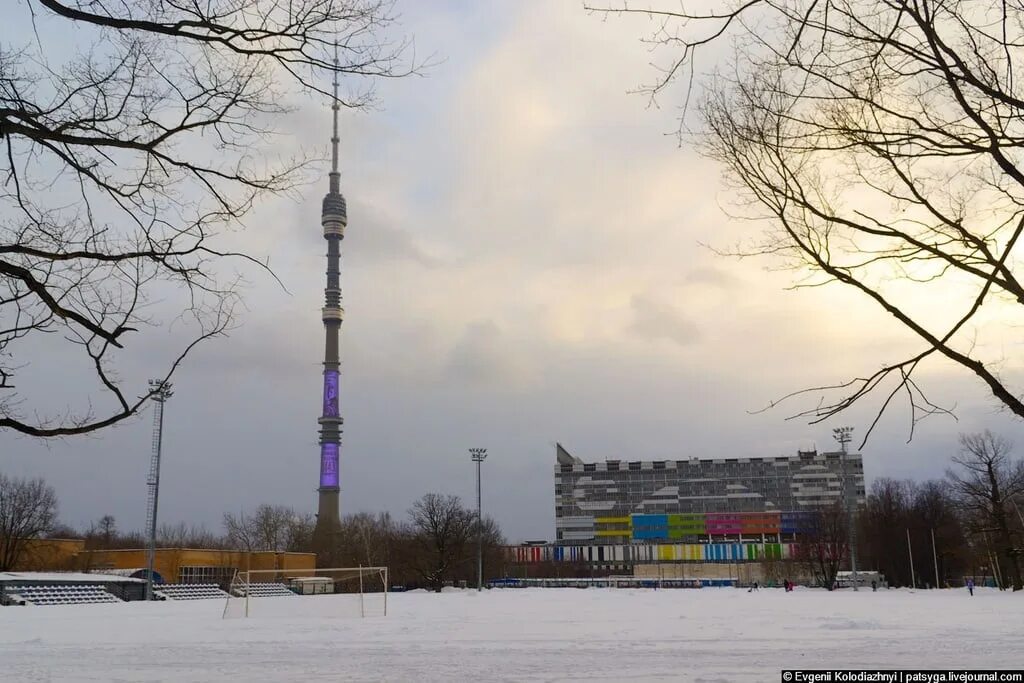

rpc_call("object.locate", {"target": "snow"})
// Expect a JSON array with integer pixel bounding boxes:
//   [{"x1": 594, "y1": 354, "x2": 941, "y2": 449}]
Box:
[
  {"x1": 0, "y1": 571, "x2": 145, "y2": 583},
  {"x1": 0, "y1": 587, "x2": 1018, "y2": 682}
]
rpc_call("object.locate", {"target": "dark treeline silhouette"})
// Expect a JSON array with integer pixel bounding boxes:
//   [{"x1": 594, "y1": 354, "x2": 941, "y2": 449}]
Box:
[
  {"x1": 853, "y1": 431, "x2": 1024, "y2": 590},
  {"x1": 4, "y1": 487, "x2": 505, "y2": 590},
  {"x1": 9, "y1": 432, "x2": 1020, "y2": 590},
  {"x1": 325, "y1": 494, "x2": 506, "y2": 591},
  {"x1": 858, "y1": 478, "x2": 970, "y2": 588}
]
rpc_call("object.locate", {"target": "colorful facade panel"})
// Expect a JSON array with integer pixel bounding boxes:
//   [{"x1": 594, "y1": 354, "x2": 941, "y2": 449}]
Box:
[
  {"x1": 508, "y1": 542, "x2": 794, "y2": 565},
  {"x1": 598, "y1": 512, "x2": 793, "y2": 542}
]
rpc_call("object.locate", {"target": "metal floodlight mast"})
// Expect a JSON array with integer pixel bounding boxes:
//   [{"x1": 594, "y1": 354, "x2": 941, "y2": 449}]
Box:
[
  {"x1": 470, "y1": 448, "x2": 488, "y2": 591},
  {"x1": 144, "y1": 380, "x2": 173, "y2": 601},
  {"x1": 832, "y1": 426, "x2": 858, "y2": 591}
]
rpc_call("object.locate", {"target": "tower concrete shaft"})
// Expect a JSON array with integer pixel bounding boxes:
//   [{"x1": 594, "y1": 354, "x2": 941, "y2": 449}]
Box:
[{"x1": 312, "y1": 62, "x2": 346, "y2": 558}]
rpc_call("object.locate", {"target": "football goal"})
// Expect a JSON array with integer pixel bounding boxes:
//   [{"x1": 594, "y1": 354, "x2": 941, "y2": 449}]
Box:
[{"x1": 222, "y1": 566, "x2": 388, "y2": 619}]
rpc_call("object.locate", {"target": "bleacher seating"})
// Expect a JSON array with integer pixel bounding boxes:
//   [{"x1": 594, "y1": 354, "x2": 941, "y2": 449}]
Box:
[
  {"x1": 11, "y1": 584, "x2": 122, "y2": 605},
  {"x1": 155, "y1": 584, "x2": 230, "y2": 600},
  {"x1": 232, "y1": 582, "x2": 296, "y2": 598}
]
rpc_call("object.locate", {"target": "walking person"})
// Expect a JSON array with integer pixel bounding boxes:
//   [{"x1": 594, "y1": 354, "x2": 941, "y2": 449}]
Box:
[{"x1": 967, "y1": 578, "x2": 974, "y2": 596}]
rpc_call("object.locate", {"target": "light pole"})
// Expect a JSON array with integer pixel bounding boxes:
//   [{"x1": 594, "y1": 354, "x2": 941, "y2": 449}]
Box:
[
  {"x1": 833, "y1": 426, "x2": 858, "y2": 591},
  {"x1": 144, "y1": 380, "x2": 173, "y2": 601},
  {"x1": 907, "y1": 528, "x2": 916, "y2": 589},
  {"x1": 470, "y1": 448, "x2": 488, "y2": 591}
]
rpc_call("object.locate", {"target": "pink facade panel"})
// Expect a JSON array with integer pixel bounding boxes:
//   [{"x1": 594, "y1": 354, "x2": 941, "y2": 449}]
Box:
[{"x1": 704, "y1": 514, "x2": 742, "y2": 534}]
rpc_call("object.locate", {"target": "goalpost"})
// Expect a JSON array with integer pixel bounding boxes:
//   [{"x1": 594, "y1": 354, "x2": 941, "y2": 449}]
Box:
[{"x1": 222, "y1": 566, "x2": 388, "y2": 619}]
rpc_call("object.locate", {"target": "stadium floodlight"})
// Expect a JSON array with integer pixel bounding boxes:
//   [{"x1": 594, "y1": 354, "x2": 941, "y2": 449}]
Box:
[
  {"x1": 469, "y1": 448, "x2": 488, "y2": 591},
  {"x1": 144, "y1": 380, "x2": 173, "y2": 601},
  {"x1": 832, "y1": 426, "x2": 858, "y2": 591}
]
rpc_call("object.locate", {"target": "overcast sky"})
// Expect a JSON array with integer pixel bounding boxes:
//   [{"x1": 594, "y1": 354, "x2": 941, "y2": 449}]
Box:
[{"x1": 5, "y1": 2, "x2": 1024, "y2": 543}]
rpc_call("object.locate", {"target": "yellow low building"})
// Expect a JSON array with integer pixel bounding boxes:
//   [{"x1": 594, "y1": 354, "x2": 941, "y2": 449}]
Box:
[
  {"x1": 8, "y1": 541, "x2": 315, "y2": 584},
  {"x1": 77, "y1": 548, "x2": 316, "y2": 584},
  {"x1": 11, "y1": 538, "x2": 86, "y2": 571}
]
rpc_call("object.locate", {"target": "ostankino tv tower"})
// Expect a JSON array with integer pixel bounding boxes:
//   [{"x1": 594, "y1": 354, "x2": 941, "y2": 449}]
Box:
[{"x1": 311, "y1": 64, "x2": 346, "y2": 556}]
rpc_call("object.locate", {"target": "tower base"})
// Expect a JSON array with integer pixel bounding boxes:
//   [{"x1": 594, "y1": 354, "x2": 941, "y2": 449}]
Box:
[{"x1": 312, "y1": 489, "x2": 342, "y2": 566}]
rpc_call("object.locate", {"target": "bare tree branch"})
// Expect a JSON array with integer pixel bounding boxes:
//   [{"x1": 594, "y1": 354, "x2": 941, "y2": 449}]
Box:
[
  {"x1": 1, "y1": 0, "x2": 417, "y2": 436},
  {"x1": 600, "y1": 1, "x2": 1024, "y2": 440}
]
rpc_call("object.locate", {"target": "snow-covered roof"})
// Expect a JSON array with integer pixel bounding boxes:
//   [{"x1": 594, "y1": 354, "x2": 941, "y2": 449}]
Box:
[{"x1": 0, "y1": 571, "x2": 146, "y2": 584}]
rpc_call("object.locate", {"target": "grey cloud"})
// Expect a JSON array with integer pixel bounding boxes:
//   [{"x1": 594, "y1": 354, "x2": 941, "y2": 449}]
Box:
[
  {"x1": 629, "y1": 294, "x2": 701, "y2": 347},
  {"x1": 445, "y1": 321, "x2": 533, "y2": 387},
  {"x1": 350, "y1": 202, "x2": 445, "y2": 268}
]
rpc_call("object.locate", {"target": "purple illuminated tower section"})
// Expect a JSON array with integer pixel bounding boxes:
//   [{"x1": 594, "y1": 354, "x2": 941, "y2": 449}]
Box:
[{"x1": 311, "y1": 65, "x2": 346, "y2": 556}]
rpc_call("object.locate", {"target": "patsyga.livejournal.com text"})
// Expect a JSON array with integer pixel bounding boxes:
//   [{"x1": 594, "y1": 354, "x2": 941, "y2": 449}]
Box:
[{"x1": 782, "y1": 671, "x2": 1024, "y2": 682}]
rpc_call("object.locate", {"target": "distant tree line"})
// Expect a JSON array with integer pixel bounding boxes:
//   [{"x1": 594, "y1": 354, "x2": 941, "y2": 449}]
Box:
[
  {"x1": 315, "y1": 494, "x2": 506, "y2": 591},
  {"x1": 796, "y1": 431, "x2": 1024, "y2": 591},
  {"x1": 7, "y1": 430, "x2": 1022, "y2": 591},
  {"x1": 0, "y1": 483, "x2": 506, "y2": 590}
]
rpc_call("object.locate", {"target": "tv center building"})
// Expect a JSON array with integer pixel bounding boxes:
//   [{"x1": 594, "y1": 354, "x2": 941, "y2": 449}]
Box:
[{"x1": 510, "y1": 444, "x2": 865, "y2": 573}]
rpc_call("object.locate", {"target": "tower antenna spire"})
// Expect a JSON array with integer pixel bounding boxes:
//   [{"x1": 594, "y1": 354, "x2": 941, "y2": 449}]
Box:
[{"x1": 330, "y1": 41, "x2": 340, "y2": 190}]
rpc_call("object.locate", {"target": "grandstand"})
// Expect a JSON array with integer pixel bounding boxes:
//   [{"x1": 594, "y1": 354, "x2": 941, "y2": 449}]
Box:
[
  {"x1": 0, "y1": 572, "x2": 145, "y2": 605},
  {"x1": 9, "y1": 585, "x2": 122, "y2": 606},
  {"x1": 155, "y1": 584, "x2": 231, "y2": 601},
  {"x1": 231, "y1": 582, "x2": 296, "y2": 598}
]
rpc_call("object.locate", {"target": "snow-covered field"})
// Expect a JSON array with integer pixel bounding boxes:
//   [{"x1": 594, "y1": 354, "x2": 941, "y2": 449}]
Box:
[{"x1": 0, "y1": 587, "x2": 1018, "y2": 682}]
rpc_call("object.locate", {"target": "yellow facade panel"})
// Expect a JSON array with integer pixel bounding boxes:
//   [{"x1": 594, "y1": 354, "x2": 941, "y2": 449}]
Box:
[{"x1": 594, "y1": 516, "x2": 632, "y2": 525}]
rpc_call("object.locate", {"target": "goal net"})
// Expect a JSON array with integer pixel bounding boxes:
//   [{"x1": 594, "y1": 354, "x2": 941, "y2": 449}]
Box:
[{"x1": 222, "y1": 566, "x2": 388, "y2": 619}]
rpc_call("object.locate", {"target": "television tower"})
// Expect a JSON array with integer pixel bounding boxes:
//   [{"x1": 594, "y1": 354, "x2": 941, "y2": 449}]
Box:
[{"x1": 311, "y1": 60, "x2": 346, "y2": 556}]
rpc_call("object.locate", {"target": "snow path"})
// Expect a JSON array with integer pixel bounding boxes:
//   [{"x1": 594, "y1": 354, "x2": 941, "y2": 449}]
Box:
[{"x1": 0, "y1": 587, "x2": 1017, "y2": 682}]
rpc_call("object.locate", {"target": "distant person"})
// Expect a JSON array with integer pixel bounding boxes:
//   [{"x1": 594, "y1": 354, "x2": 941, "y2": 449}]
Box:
[
  {"x1": 871, "y1": 580, "x2": 877, "y2": 592},
  {"x1": 747, "y1": 581, "x2": 759, "y2": 593},
  {"x1": 967, "y1": 578, "x2": 975, "y2": 596}
]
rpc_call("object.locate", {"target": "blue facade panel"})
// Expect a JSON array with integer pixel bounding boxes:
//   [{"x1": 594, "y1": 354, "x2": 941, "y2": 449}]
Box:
[
  {"x1": 633, "y1": 528, "x2": 669, "y2": 540},
  {"x1": 632, "y1": 514, "x2": 669, "y2": 526}
]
